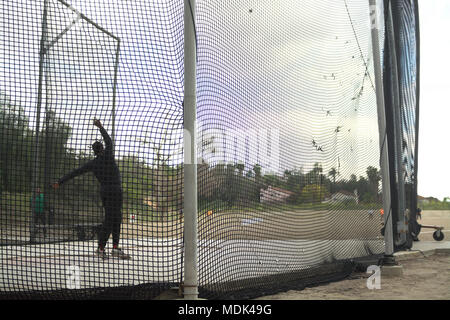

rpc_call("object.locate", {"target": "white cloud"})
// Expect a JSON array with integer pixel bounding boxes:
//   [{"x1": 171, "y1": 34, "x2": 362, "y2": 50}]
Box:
[{"x1": 417, "y1": 0, "x2": 450, "y2": 200}]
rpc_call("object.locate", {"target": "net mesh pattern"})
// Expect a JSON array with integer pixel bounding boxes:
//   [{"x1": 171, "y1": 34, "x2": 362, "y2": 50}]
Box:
[
  {"x1": 383, "y1": 0, "x2": 419, "y2": 249},
  {"x1": 1, "y1": 0, "x2": 184, "y2": 299},
  {"x1": 0, "y1": 0, "x2": 419, "y2": 300},
  {"x1": 393, "y1": 0, "x2": 419, "y2": 244},
  {"x1": 195, "y1": 0, "x2": 385, "y2": 299}
]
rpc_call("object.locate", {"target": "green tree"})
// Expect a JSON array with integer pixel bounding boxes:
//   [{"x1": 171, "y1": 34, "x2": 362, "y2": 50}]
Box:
[
  {"x1": 305, "y1": 163, "x2": 324, "y2": 185},
  {"x1": 235, "y1": 162, "x2": 245, "y2": 176},
  {"x1": 41, "y1": 110, "x2": 73, "y2": 192},
  {"x1": 285, "y1": 168, "x2": 305, "y2": 192},
  {"x1": 253, "y1": 164, "x2": 262, "y2": 179},
  {"x1": 328, "y1": 167, "x2": 337, "y2": 193},
  {"x1": 0, "y1": 93, "x2": 33, "y2": 193},
  {"x1": 223, "y1": 164, "x2": 238, "y2": 207},
  {"x1": 263, "y1": 174, "x2": 285, "y2": 189},
  {"x1": 366, "y1": 166, "x2": 381, "y2": 202},
  {"x1": 119, "y1": 155, "x2": 153, "y2": 211},
  {"x1": 140, "y1": 131, "x2": 183, "y2": 221},
  {"x1": 299, "y1": 184, "x2": 329, "y2": 204},
  {"x1": 253, "y1": 164, "x2": 263, "y2": 202}
]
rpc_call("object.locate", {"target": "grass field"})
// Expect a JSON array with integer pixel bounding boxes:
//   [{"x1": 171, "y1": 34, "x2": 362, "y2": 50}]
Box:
[{"x1": 256, "y1": 251, "x2": 450, "y2": 300}]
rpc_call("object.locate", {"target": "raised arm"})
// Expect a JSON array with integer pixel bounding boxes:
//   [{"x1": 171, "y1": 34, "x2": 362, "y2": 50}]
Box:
[{"x1": 94, "y1": 119, "x2": 113, "y2": 155}]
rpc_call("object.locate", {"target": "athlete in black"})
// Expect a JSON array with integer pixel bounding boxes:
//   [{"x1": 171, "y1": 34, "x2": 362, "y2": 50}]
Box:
[{"x1": 52, "y1": 119, "x2": 130, "y2": 259}]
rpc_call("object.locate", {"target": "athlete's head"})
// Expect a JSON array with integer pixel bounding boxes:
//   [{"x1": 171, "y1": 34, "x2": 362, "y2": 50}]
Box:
[{"x1": 92, "y1": 141, "x2": 104, "y2": 156}]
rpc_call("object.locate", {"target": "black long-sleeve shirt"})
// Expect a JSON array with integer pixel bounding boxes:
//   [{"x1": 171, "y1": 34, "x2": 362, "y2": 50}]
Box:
[{"x1": 58, "y1": 127, "x2": 121, "y2": 188}]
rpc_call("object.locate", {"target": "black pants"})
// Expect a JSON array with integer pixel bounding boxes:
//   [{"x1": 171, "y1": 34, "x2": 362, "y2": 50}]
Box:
[
  {"x1": 98, "y1": 185, "x2": 123, "y2": 248},
  {"x1": 31, "y1": 213, "x2": 46, "y2": 240},
  {"x1": 34, "y1": 212, "x2": 46, "y2": 225}
]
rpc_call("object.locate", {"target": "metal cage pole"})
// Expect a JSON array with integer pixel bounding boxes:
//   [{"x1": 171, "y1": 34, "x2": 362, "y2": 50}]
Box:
[
  {"x1": 30, "y1": 0, "x2": 49, "y2": 243},
  {"x1": 369, "y1": 0, "x2": 394, "y2": 257},
  {"x1": 412, "y1": 0, "x2": 421, "y2": 240},
  {"x1": 111, "y1": 40, "x2": 120, "y2": 151},
  {"x1": 183, "y1": 0, "x2": 199, "y2": 300},
  {"x1": 386, "y1": 0, "x2": 408, "y2": 247}
]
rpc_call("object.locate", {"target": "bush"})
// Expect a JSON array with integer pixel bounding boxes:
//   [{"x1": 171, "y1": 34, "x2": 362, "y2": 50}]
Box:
[
  {"x1": 421, "y1": 200, "x2": 450, "y2": 210},
  {"x1": 299, "y1": 184, "x2": 329, "y2": 204}
]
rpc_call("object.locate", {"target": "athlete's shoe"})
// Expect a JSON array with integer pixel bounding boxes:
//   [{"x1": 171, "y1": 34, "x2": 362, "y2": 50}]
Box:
[
  {"x1": 95, "y1": 248, "x2": 108, "y2": 260},
  {"x1": 111, "y1": 248, "x2": 131, "y2": 260}
]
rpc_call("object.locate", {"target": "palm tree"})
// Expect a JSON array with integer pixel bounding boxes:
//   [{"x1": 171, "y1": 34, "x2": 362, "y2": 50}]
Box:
[
  {"x1": 328, "y1": 167, "x2": 337, "y2": 193},
  {"x1": 366, "y1": 166, "x2": 381, "y2": 201},
  {"x1": 312, "y1": 163, "x2": 323, "y2": 185}
]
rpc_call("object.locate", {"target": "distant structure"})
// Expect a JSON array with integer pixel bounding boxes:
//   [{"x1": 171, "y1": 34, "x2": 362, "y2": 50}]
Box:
[
  {"x1": 417, "y1": 195, "x2": 440, "y2": 205},
  {"x1": 325, "y1": 190, "x2": 359, "y2": 204},
  {"x1": 260, "y1": 186, "x2": 295, "y2": 204}
]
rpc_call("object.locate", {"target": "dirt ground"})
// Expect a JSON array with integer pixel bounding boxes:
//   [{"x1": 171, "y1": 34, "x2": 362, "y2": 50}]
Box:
[
  {"x1": 254, "y1": 211, "x2": 450, "y2": 300},
  {"x1": 255, "y1": 252, "x2": 450, "y2": 300},
  {"x1": 1, "y1": 210, "x2": 449, "y2": 300},
  {"x1": 412, "y1": 211, "x2": 450, "y2": 241}
]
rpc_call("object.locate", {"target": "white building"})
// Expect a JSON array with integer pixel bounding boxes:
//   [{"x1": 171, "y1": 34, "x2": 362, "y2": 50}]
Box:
[
  {"x1": 326, "y1": 190, "x2": 359, "y2": 204},
  {"x1": 260, "y1": 186, "x2": 295, "y2": 204}
]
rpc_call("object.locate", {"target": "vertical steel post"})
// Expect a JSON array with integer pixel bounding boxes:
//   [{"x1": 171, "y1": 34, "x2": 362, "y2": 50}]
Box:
[
  {"x1": 184, "y1": 0, "x2": 199, "y2": 300},
  {"x1": 111, "y1": 40, "x2": 120, "y2": 151},
  {"x1": 386, "y1": 1, "x2": 407, "y2": 246},
  {"x1": 369, "y1": 0, "x2": 394, "y2": 257},
  {"x1": 412, "y1": 0, "x2": 420, "y2": 236},
  {"x1": 30, "y1": 0, "x2": 49, "y2": 242}
]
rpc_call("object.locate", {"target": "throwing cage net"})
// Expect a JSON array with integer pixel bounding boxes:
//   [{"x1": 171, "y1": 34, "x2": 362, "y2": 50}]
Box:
[
  {"x1": 383, "y1": 0, "x2": 420, "y2": 249},
  {"x1": 196, "y1": 0, "x2": 385, "y2": 299},
  {"x1": 0, "y1": 0, "x2": 419, "y2": 300}
]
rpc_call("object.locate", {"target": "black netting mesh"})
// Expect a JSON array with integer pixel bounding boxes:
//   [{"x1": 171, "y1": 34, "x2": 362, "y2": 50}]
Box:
[
  {"x1": 37, "y1": 0, "x2": 120, "y2": 243},
  {"x1": 195, "y1": 0, "x2": 385, "y2": 299},
  {"x1": 1, "y1": 0, "x2": 184, "y2": 299},
  {"x1": 383, "y1": 0, "x2": 420, "y2": 249},
  {"x1": 0, "y1": 0, "x2": 419, "y2": 300},
  {"x1": 393, "y1": 0, "x2": 419, "y2": 216}
]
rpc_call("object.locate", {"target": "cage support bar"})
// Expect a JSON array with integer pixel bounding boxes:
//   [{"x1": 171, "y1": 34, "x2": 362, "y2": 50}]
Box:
[
  {"x1": 183, "y1": 0, "x2": 199, "y2": 300},
  {"x1": 386, "y1": 0, "x2": 407, "y2": 246},
  {"x1": 369, "y1": 0, "x2": 394, "y2": 256},
  {"x1": 56, "y1": 0, "x2": 119, "y2": 41},
  {"x1": 30, "y1": 0, "x2": 49, "y2": 243},
  {"x1": 111, "y1": 40, "x2": 120, "y2": 150},
  {"x1": 43, "y1": 15, "x2": 81, "y2": 54}
]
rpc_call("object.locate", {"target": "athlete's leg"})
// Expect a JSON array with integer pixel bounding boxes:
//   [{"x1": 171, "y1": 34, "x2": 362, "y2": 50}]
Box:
[
  {"x1": 39, "y1": 213, "x2": 46, "y2": 237},
  {"x1": 98, "y1": 193, "x2": 114, "y2": 249},
  {"x1": 110, "y1": 188, "x2": 130, "y2": 259},
  {"x1": 111, "y1": 190, "x2": 123, "y2": 247}
]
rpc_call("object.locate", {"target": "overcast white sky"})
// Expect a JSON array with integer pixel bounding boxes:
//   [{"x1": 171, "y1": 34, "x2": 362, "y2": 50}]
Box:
[
  {"x1": 1, "y1": 0, "x2": 381, "y2": 179},
  {"x1": 1, "y1": 0, "x2": 445, "y2": 199},
  {"x1": 417, "y1": 0, "x2": 450, "y2": 200}
]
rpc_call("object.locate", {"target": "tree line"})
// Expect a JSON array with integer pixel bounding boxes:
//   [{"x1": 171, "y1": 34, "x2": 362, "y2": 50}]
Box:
[
  {"x1": 0, "y1": 94, "x2": 183, "y2": 223},
  {"x1": 197, "y1": 160, "x2": 381, "y2": 208},
  {"x1": 1, "y1": 94, "x2": 381, "y2": 225}
]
